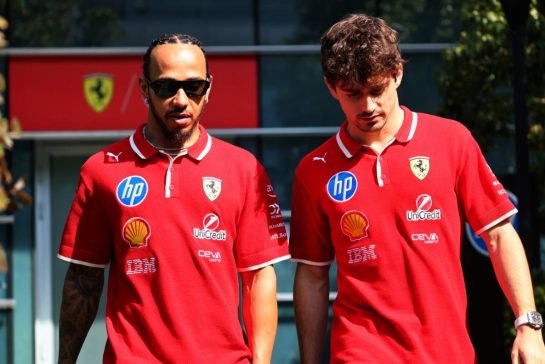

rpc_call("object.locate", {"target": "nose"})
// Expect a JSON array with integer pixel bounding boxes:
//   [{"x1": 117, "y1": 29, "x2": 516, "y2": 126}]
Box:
[
  {"x1": 172, "y1": 87, "x2": 189, "y2": 107},
  {"x1": 361, "y1": 95, "x2": 376, "y2": 113}
]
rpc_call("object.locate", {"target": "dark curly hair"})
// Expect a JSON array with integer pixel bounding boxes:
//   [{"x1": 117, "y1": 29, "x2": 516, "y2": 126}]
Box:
[
  {"x1": 321, "y1": 13, "x2": 405, "y2": 87},
  {"x1": 142, "y1": 33, "x2": 209, "y2": 80}
]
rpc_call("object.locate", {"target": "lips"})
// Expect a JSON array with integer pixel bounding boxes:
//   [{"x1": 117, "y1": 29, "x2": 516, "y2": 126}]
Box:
[
  {"x1": 359, "y1": 116, "x2": 378, "y2": 123},
  {"x1": 167, "y1": 111, "x2": 190, "y2": 118},
  {"x1": 166, "y1": 112, "x2": 192, "y2": 124}
]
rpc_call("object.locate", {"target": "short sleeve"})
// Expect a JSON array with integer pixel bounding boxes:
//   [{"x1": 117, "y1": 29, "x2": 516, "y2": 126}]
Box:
[
  {"x1": 234, "y1": 161, "x2": 290, "y2": 271},
  {"x1": 58, "y1": 167, "x2": 113, "y2": 267},
  {"x1": 289, "y1": 166, "x2": 334, "y2": 265},
  {"x1": 456, "y1": 132, "x2": 516, "y2": 235}
]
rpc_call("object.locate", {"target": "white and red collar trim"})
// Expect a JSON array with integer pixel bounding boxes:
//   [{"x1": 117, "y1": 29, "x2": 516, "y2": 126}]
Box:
[
  {"x1": 129, "y1": 123, "x2": 212, "y2": 161},
  {"x1": 335, "y1": 106, "x2": 418, "y2": 159}
]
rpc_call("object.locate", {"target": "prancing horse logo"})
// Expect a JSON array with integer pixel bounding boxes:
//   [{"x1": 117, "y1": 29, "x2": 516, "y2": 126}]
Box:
[
  {"x1": 203, "y1": 177, "x2": 222, "y2": 201},
  {"x1": 84, "y1": 73, "x2": 113, "y2": 113},
  {"x1": 409, "y1": 156, "x2": 430, "y2": 180}
]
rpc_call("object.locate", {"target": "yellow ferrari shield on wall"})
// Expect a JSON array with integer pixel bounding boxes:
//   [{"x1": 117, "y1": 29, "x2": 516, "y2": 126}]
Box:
[{"x1": 83, "y1": 73, "x2": 113, "y2": 113}]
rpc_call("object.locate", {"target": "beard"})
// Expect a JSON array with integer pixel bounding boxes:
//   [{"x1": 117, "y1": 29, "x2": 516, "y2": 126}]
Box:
[{"x1": 149, "y1": 101, "x2": 199, "y2": 147}]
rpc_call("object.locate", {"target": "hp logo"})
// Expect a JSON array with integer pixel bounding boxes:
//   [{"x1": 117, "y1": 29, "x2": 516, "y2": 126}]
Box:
[
  {"x1": 327, "y1": 171, "x2": 357, "y2": 202},
  {"x1": 116, "y1": 176, "x2": 148, "y2": 207}
]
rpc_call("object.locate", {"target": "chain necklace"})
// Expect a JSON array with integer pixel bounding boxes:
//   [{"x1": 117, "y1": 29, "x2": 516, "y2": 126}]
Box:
[{"x1": 143, "y1": 126, "x2": 186, "y2": 154}]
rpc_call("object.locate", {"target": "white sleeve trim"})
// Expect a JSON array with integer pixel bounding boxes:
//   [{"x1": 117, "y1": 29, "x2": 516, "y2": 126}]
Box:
[
  {"x1": 237, "y1": 254, "x2": 291, "y2": 272},
  {"x1": 475, "y1": 208, "x2": 518, "y2": 235},
  {"x1": 290, "y1": 258, "x2": 334, "y2": 266},
  {"x1": 57, "y1": 254, "x2": 108, "y2": 268}
]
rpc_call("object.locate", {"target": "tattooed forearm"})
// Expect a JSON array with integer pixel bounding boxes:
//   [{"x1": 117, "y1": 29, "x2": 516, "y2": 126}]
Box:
[{"x1": 58, "y1": 263, "x2": 104, "y2": 364}]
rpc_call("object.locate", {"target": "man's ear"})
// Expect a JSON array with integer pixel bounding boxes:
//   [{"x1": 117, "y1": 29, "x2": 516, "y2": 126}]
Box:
[
  {"x1": 138, "y1": 77, "x2": 150, "y2": 105},
  {"x1": 324, "y1": 77, "x2": 339, "y2": 100},
  {"x1": 394, "y1": 66, "x2": 404, "y2": 88},
  {"x1": 204, "y1": 75, "x2": 213, "y2": 104}
]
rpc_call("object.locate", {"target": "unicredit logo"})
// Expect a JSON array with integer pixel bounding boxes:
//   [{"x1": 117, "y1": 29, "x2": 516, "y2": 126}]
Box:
[
  {"x1": 406, "y1": 194, "x2": 441, "y2": 221},
  {"x1": 193, "y1": 213, "x2": 227, "y2": 241}
]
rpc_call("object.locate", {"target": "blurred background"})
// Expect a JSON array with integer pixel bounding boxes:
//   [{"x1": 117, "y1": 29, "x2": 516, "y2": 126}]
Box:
[{"x1": 0, "y1": 0, "x2": 543, "y2": 363}]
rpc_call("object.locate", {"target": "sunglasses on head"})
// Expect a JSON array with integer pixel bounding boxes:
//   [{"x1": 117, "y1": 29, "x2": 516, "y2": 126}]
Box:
[{"x1": 147, "y1": 77, "x2": 210, "y2": 98}]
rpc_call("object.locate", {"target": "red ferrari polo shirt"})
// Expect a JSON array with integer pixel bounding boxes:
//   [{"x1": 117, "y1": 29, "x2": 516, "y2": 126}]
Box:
[
  {"x1": 59, "y1": 123, "x2": 290, "y2": 363},
  {"x1": 289, "y1": 106, "x2": 515, "y2": 363}
]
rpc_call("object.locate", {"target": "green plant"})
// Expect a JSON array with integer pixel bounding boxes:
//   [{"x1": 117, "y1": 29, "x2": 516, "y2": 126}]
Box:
[
  {"x1": 438, "y1": 0, "x2": 545, "y2": 232},
  {"x1": 0, "y1": 16, "x2": 31, "y2": 213},
  {"x1": 438, "y1": 0, "x2": 545, "y2": 352}
]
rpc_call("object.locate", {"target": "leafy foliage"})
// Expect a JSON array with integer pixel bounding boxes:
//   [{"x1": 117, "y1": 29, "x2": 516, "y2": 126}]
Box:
[
  {"x1": 438, "y1": 0, "x2": 545, "y2": 232},
  {"x1": 438, "y1": 0, "x2": 545, "y2": 349},
  {"x1": 0, "y1": 15, "x2": 31, "y2": 214},
  {"x1": 290, "y1": 0, "x2": 462, "y2": 43},
  {"x1": 10, "y1": 0, "x2": 124, "y2": 47}
]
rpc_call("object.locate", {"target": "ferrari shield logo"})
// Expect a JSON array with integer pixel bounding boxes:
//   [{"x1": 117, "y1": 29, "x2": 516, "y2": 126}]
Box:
[
  {"x1": 203, "y1": 177, "x2": 222, "y2": 201},
  {"x1": 409, "y1": 156, "x2": 430, "y2": 180},
  {"x1": 83, "y1": 73, "x2": 113, "y2": 113}
]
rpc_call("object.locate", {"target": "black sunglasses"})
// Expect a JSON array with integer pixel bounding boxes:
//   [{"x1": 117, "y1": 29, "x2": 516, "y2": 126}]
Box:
[{"x1": 147, "y1": 77, "x2": 210, "y2": 98}]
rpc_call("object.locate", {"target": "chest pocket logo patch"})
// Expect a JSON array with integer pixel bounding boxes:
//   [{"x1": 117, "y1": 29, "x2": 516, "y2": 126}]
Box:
[
  {"x1": 327, "y1": 171, "x2": 357, "y2": 202},
  {"x1": 409, "y1": 156, "x2": 430, "y2": 180},
  {"x1": 203, "y1": 177, "x2": 222, "y2": 201},
  {"x1": 117, "y1": 176, "x2": 148, "y2": 207}
]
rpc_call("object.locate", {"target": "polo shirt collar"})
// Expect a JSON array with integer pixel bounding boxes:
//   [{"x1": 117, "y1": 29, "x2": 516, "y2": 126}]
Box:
[
  {"x1": 335, "y1": 105, "x2": 418, "y2": 159},
  {"x1": 396, "y1": 106, "x2": 418, "y2": 143},
  {"x1": 129, "y1": 123, "x2": 212, "y2": 161}
]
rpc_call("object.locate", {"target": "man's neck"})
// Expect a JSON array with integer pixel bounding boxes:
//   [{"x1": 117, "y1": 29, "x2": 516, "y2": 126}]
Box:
[
  {"x1": 349, "y1": 106, "x2": 404, "y2": 153},
  {"x1": 144, "y1": 121, "x2": 200, "y2": 151}
]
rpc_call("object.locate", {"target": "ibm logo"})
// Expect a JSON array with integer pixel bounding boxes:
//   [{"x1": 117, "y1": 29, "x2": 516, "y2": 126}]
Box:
[
  {"x1": 346, "y1": 244, "x2": 377, "y2": 264},
  {"x1": 116, "y1": 176, "x2": 148, "y2": 207},
  {"x1": 126, "y1": 257, "x2": 157, "y2": 275},
  {"x1": 327, "y1": 171, "x2": 357, "y2": 202}
]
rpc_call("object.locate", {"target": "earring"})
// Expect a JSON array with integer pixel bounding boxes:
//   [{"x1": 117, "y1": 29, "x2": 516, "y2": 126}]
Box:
[{"x1": 144, "y1": 98, "x2": 149, "y2": 105}]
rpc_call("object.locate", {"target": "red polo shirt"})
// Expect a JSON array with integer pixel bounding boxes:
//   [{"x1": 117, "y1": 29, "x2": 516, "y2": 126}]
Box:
[
  {"x1": 59, "y1": 123, "x2": 290, "y2": 363},
  {"x1": 290, "y1": 106, "x2": 515, "y2": 363}
]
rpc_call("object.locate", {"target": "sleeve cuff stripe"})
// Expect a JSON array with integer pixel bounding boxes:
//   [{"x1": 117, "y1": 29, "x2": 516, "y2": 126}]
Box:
[
  {"x1": 237, "y1": 254, "x2": 291, "y2": 272},
  {"x1": 475, "y1": 208, "x2": 518, "y2": 235},
  {"x1": 57, "y1": 254, "x2": 107, "y2": 268},
  {"x1": 290, "y1": 258, "x2": 333, "y2": 266}
]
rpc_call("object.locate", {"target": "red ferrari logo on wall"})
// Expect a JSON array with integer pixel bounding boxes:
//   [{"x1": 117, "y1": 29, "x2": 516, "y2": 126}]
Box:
[
  {"x1": 83, "y1": 73, "x2": 114, "y2": 113},
  {"x1": 9, "y1": 55, "x2": 258, "y2": 131}
]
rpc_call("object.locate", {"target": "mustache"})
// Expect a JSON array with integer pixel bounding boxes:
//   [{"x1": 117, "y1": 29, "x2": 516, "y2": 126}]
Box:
[
  {"x1": 357, "y1": 112, "x2": 376, "y2": 118},
  {"x1": 166, "y1": 107, "x2": 188, "y2": 113}
]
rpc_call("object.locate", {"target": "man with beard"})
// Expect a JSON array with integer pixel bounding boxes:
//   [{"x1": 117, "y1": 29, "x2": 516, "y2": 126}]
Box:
[{"x1": 57, "y1": 34, "x2": 290, "y2": 363}]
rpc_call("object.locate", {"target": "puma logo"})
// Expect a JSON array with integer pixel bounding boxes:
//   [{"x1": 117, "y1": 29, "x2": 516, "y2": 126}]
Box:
[
  {"x1": 312, "y1": 152, "x2": 327, "y2": 164},
  {"x1": 106, "y1": 152, "x2": 122, "y2": 162}
]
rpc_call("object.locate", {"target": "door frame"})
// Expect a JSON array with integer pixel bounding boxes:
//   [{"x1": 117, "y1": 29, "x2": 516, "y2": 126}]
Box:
[{"x1": 34, "y1": 141, "x2": 106, "y2": 364}]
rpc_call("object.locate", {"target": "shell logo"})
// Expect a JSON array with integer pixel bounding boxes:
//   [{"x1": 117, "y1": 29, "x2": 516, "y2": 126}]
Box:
[
  {"x1": 340, "y1": 211, "x2": 369, "y2": 241},
  {"x1": 123, "y1": 217, "x2": 151, "y2": 248}
]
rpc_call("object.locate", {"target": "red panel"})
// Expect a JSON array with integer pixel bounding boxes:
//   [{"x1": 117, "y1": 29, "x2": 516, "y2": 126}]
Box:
[{"x1": 8, "y1": 55, "x2": 258, "y2": 131}]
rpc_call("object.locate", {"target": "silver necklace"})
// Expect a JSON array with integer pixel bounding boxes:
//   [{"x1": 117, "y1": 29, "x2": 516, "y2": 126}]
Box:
[{"x1": 143, "y1": 126, "x2": 185, "y2": 152}]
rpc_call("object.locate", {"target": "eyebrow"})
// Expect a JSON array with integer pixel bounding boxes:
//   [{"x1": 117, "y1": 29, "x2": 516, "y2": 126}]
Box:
[{"x1": 338, "y1": 81, "x2": 388, "y2": 92}]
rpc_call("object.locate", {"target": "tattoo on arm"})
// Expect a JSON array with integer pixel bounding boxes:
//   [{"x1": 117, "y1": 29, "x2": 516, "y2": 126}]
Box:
[{"x1": 58, "y1": 263, "x2": 104, "y2": 364}]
